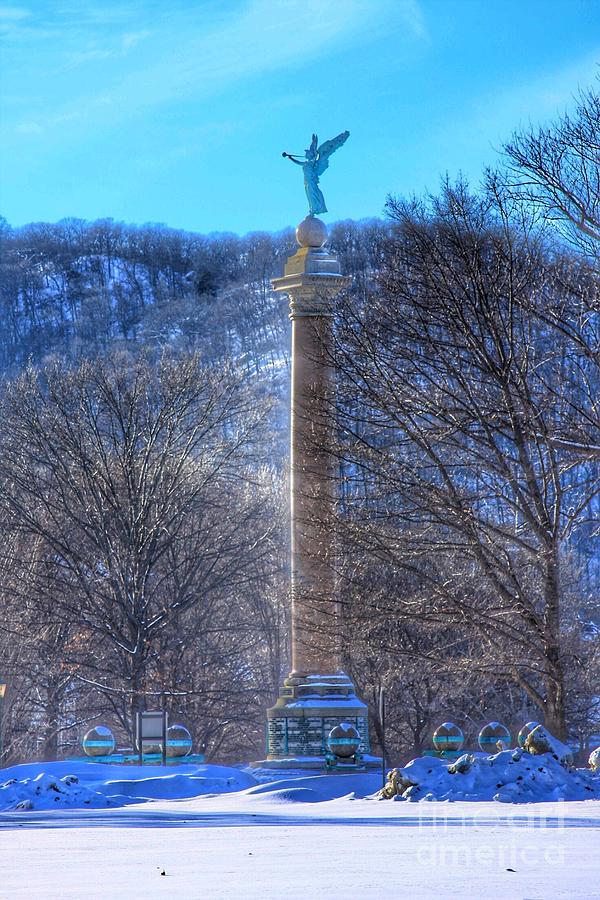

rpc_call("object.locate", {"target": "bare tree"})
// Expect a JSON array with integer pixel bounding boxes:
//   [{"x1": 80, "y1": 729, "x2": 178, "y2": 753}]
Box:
[
  {"x1": 0, "y1": 352, "x2": 278, "y2": 746},
  {"x1": 497, "y1": 84, "x2": 600, "y2": 471},
  {"x1": 332, "y1": 182, "x2": 600, "y2": 740},
  {"x1": 502, "y1": 83, "x2": 600, "y2": 257}
]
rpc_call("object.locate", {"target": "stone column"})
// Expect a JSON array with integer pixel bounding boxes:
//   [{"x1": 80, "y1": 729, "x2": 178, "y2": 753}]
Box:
[
  {"x1": 258, "y1": 216, "x2": 373, "y2": 767},
  {"x1": 287, "y1": 230, "x2": 340, "y2": 676}
]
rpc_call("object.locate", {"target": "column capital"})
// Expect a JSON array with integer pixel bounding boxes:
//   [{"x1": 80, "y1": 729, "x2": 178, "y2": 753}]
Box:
[
  {"x1": 273, "y1": 275, "x2": 350, "y2": 317},
  {"x1": 271, "y1": 245, "x2": 350, "y2": 317}
]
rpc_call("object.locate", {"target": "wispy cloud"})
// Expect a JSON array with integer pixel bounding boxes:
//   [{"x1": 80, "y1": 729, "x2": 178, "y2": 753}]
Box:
[
  {"x1": 0, "y1": 3, "x2": 29, "y2": 35},
  {"x1": 1, "y1": 0, "x2": 426, "y2": 141},
  {"x1": 0, "y1": 4, "x2": 29, "y2": 18},
  {"x1": 421, "y1": 48, "x2": 600, "y2": 186},
  {"x1": 473, "y1": 51, "x2": 600, "y2": 136},
  {"x1": 401, "y1": 0, "x2": 427, "y2": 41},
  {"x1": 62, "y1": 28, "x2": 151, "y2": 69},
  {"x1": 121, "y1": 30, "x2": 150, "y2": 51},
  {"x1": 14, "y1": 120, "x2": 43, "y2": 135}
]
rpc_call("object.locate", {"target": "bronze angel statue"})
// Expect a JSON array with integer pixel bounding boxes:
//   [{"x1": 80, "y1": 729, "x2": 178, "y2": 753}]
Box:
[{"x1": 282, "y1": 130, "x2": 350, "y2": 216}]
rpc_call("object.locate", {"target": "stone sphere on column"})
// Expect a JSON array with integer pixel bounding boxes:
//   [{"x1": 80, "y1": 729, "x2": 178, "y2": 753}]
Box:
[{"x1": 296, "y1": 216, "x2": 328, "y2": 248}]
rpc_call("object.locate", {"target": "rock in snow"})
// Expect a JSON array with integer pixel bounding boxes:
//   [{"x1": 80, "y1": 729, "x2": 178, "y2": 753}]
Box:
[{"x1": 524, "y1": 725, "x2": 574, "y2": 766}]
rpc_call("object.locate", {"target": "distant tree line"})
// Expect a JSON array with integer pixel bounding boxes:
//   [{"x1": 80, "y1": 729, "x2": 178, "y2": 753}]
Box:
[{"x1": 0, "y1": 216, "x2": 387, "y2": 376}]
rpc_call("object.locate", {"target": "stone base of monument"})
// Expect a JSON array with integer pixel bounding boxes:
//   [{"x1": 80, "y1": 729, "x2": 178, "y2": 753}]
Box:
[{"x1": 250, "y1": 672, "x2": 381, "y2": 771}]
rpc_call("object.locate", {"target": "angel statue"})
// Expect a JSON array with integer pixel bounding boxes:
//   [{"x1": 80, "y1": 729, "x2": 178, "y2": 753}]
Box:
[{"x1": 282, "y1": 131, "x2": 350, "y2": 216}]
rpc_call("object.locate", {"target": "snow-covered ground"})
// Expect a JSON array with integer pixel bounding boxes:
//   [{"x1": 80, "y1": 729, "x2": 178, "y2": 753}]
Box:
[{"x1": 1, "y1": 758, "x2": 599, "y2": 899}]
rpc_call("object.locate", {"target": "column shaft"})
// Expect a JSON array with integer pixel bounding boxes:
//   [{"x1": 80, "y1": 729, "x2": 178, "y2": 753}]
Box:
[{"x1": 290, "y1": 311, "x2": 339, "y2": 675}]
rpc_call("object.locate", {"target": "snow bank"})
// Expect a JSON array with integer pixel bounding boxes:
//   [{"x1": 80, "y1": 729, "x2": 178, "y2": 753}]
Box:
[
  {"x1": 243, "y1": 772, "x2": 378, "y2": 802},
  {"x1": 2, "y1": 750, "x2": 600, "y2": 813},
  {"x1": 0, "y1": 760, "x2": 378, "y2": 812},
  {"x1": 0, "y1": 772, "x2": 113, "y2": 811},
  {"x1": 388, "y1": 749, "x2": 600, "y2": 803},
  {"x1": 0, "y1": 761, "x2": 256, "y2": 811}
]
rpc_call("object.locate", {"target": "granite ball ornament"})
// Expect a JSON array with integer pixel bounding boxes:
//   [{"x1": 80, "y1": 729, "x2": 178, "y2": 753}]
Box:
[
  {"x1": 478, "y1": 721, "x2": 511, "y2": 753},
  {"x1": 82, "y1": 725, "x2": 116, "y2": 757},
  {"x1": 327, "y1": 722, "x2": 360, "y2": 759},
  {"x1": 432, "y1": 722, "x2": 464, "y2": 753},
  {"x1": 166, "y1": 724, "x2": 193, "y2": 758},
  {"x1": 296, "y1": 215, "x2": 328, "y2": 248},
  {"x1": 517, "y1": 721, "x2": 541, "y2": 749}
]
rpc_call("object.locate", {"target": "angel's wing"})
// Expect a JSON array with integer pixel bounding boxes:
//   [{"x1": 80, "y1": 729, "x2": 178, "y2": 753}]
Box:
[{"x1": 315, "y1": 130, "x2": 349, "y2": 176}]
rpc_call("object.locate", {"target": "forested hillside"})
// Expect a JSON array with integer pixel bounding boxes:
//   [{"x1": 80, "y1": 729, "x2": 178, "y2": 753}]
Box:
[{"x1": 0, "y1": 216, "x2": 386, "y2": 377}]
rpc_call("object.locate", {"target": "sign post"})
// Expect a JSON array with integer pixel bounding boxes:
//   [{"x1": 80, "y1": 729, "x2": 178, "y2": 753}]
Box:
[
  {"x1": 379, "y1": 686, "x2": 386, "y2": 789},
  {"x1": 136, "y1": 710, "x2": 168, "y2": 766},
  {"x1": 0, "y1": 683, "x2": 6, "y2": 761}
]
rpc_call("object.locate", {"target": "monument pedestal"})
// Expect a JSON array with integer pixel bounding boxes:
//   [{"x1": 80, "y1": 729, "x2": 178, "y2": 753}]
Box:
[
  {"x1": 264, "y1": 672, "x2": 370, "y2": 765},
  {"x1": 253, "y1": 216, "x2": 377, "y2": 771}
]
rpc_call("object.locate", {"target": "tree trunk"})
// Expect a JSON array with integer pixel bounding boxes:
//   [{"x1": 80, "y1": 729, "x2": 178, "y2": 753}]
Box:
[
  {"x1": 544, "y1": 660, "x2": 567, "y2": 740},
  {"x1": 543, "y1": 550, "x2": 567, "y2": 740},
  {"x1": 42, "y1": 688, "x2": 60, "y2": 761}
]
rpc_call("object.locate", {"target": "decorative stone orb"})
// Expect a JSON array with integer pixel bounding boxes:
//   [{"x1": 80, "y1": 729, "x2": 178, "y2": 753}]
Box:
[
  {"x1": 588, "y1": 746, "x2": 600, "y2": 771},
  {"x1": 82, "y1": 725, "x2": 116, "y2": 757},
  {"x1": 478, "y1": 721, "x2": 511, "y2": 753},
  {"x1": 432, "y1": 722, "x2": 464, "y2": 753},
  {"x1": 327, "y1": 722, "x2": 360, "y2": 759},
  {"x1": 517, "y1": 721, "x2": 541, "y2": 749},
  {"x1": 296, "y1": 215, "x2": 327, "y2": 248},
  {"x1": 166, "y1": 724, "x2": 193, "y2": 758}
]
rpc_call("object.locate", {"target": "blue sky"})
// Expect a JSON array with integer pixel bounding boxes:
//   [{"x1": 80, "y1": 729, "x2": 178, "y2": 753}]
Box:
[{"x1": 1, "y1": 0, "x2": 599, "y2": 234}]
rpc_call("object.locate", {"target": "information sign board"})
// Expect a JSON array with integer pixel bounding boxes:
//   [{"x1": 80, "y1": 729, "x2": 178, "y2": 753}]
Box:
[{"x1": 136, "y1": 710, "x2": 168, "y2": 765}]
